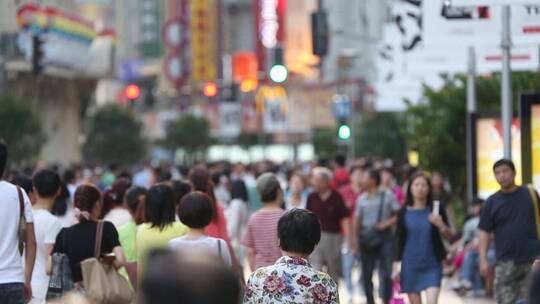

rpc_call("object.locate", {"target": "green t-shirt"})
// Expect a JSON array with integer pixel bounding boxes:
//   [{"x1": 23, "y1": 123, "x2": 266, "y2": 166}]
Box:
[
  {"x1": 119, "y1": 221, "x2": 137, "y2": 262},
  {"x1": 136, "y1": 221, "x2": 190, "y2": 276}
]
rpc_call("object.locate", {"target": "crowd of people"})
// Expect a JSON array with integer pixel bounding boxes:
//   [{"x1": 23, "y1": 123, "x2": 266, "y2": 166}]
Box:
[{"x1": 1, "y1": 138, "x2": 540, "y2": 304}]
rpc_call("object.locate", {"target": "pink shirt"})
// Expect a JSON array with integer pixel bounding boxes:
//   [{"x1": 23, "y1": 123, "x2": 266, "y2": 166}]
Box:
[{"x1": 242, "y1": 209, "x2": 285, "y2": 270}]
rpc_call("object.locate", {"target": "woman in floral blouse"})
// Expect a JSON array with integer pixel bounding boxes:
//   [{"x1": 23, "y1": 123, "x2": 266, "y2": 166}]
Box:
[{"x1": 244, "y1": 209, "x2": 340, "y2": 304}]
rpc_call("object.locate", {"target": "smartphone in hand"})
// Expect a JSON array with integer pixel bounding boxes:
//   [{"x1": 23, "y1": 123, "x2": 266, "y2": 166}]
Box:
[{"x1": 433, "y1": 200, "x2": 440, "y2": 215}]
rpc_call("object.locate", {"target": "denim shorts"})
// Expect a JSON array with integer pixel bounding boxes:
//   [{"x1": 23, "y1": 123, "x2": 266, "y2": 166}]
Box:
[{"x1": 0, "y1": 283, "x2": 24, "y2": 304}]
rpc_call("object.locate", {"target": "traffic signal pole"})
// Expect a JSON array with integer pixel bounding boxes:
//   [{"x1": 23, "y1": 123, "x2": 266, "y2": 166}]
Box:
[{"x1": 501, "y1": 5, "x2": 512, "y2": 159}]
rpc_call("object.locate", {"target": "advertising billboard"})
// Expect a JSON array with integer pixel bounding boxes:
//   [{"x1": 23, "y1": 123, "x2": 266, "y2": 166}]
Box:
[
  {"x1": 520, "y1": 93, "x2": 540, "y2": 191},
  {"x1": 476, "y1": 118, "x2": 522, "y2": 199}
]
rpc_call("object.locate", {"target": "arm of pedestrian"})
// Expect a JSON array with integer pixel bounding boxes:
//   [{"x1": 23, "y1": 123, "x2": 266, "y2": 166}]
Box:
[
  {"x1": 376, "y1": 214, "x2": 397, "y2": 231},
  {"x1": 246, "y1": 247, "x2": 256, "y2": 272},
  {"x1": 478, "y1": 230, "x2": 491, "y2": 277},
  {"x1": 111, "y1": 246, "x2": 126, "y2": 270},
  {"x1": 391, "y1": 262, "x2": 401, "y2": 281},
  {"x1": 46, "y1": 255, "x2": 53, "y2": 276},
  {"x1": 24, "y1": 222, "x2": 37, "y2": 302}
]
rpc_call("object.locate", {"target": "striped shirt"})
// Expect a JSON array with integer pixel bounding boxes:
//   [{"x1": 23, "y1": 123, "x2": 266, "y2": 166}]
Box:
[{"x1": 242, "y1": 209, "x2": 285, "y2": 270}]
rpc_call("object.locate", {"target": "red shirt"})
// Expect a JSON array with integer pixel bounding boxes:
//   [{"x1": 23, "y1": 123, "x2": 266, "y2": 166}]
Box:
[
  {"x1": 205, "y1": 203, "x2": 230, "y2": 243},
  {"x1": 306, "y1": 190, "x2": 349, "y2": 233},
  {"x1": 339, "y1": 184, "x2": 362, "y2": 219}
]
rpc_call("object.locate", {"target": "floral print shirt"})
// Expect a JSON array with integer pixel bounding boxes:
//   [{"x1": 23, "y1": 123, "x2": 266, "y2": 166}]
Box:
[{"x1": 243, "y1": 256, "x2": 339, "y2": 304}]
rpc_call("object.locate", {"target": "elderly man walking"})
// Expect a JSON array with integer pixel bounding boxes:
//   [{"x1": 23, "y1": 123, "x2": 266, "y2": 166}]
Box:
[{"x1": 307, "y1": 167, "x2": 350, "y2": 281}]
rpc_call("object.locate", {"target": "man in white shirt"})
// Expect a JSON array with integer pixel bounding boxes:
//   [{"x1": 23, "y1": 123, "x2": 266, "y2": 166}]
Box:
[
  {"x1": 0, "y1": 140, "x2": 37, "y2": 304},
  {"x1": 29, "y1": 169, "x2": 62, "y2": 303}
]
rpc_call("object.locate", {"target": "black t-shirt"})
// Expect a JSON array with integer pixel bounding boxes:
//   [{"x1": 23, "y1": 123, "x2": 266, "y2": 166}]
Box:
[
  {"x1": 479, "y1": 186, "x2": 540, "y2": 263},
  {"x1": 52, "y1": 220, "x2": 120, "y2": 282}
]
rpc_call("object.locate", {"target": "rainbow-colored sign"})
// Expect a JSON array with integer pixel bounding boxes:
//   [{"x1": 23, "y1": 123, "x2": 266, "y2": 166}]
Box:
[{"x1": 16, "y1": 4, "x2": 115, "y2": 44}]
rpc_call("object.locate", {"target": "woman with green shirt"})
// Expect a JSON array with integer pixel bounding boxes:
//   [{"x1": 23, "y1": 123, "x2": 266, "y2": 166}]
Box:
[{"x1": 136, "y1": 184, "x2": 189, "y2": 276}]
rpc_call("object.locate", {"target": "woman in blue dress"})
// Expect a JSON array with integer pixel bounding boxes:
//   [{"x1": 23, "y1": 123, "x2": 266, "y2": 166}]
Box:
[{"x1": 393, "y1": 173, "x2": 455, "y2": 304}]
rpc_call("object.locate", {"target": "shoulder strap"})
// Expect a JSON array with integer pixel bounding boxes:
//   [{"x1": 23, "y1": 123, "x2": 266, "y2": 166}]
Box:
[
  {"x1": 94, "y1": 221, "x2": 105, "y2": 257},
  {"x1": 376, "y1": 190, "x2": 385, "y2": 223},
  {"x1": 16, "y1": 186, "x2": 24, "y2": 218},
  {"x1": 527, "y1": 185, "x2": 540, "y2": 240},
  {"x1": 217, "y1": 239, "x2": 222, "y2": 258}
]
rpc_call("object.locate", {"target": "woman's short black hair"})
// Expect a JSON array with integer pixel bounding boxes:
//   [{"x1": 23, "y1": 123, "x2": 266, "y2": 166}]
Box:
[
  {"x1": 146, "y1": 183, "x2": 177, "y2": 230},
  {"x1": 230, "y1": 180, "x2": 248, "y2": 202},
  {"x1": 178, "y1": 192, "x2": 213, "y2": 229},
  {"x1": 278, "y1": 209, "x2": 321, "y2": 255}
]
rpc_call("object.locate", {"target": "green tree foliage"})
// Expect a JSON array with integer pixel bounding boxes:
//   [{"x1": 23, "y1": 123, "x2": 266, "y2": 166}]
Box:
[
  {"x1": 312, "y1": 127, "x2": 338, "y2": 159},
  {"x1": 83, "y1": 105, "x2": 145, "y2": 165},
  {"x1": 355, "y1": 112, "x2": 407, "y2": 163},
  {"x1": 165, "y1": 114, "x2": 213, "y2": 157},
  {"x1": 0, "y1": 94, "x2": 44, "y2": 164},
  {"x1": 405, "y1": 72, "x2": 540, "y2": 193}
]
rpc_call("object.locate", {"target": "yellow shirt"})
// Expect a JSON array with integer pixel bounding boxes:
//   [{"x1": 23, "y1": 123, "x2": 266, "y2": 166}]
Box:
[{"x1": 136, "y1": 221, "x2": 189, "y2": 276}]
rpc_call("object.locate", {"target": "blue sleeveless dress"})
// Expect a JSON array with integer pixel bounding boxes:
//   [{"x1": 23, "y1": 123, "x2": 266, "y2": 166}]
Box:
[{"x1": 401, "y1": 208, "x2": 443, "y2": 293}]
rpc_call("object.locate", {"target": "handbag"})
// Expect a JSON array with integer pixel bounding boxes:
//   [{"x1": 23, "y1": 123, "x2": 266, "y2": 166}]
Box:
[
  {"x1": 527, "y1": 184, "x2": 540, "y2": 240},
  {"x1": 80, "y1": 221, "x2": 134, "y2": 304},
  {"x1": 46, "y1": 229, "x2": 75, "y2": 300},
  {"x1": 390, "y1": 281, "x2": 406, "y2": 304},
  {"x1": 47, "y1": 253, "x2": 75, "y2": 299},
  {"x1": 359, "y1": 191, "x2": 386, "y2": 252},
  {"x1": 16, "y1": 186, "x2": 26, "y2": 255}
]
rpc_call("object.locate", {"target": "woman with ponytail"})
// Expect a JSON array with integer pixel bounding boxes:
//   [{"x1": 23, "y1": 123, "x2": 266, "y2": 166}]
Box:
[{"x1": 48, "y1": 184, "x2": 126, "y2": 284}]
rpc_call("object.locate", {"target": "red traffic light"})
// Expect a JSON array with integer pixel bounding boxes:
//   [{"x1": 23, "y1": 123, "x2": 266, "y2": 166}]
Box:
[
  {"x1": 125, "y1": 84, "x2": 141, "y2": 100},
  {"x1": 203, "y1": 81, "x2": 218, "y2": 97}
]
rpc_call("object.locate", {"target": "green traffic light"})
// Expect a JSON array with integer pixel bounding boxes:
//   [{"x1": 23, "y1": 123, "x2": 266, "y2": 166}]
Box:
[
  {"x1": 269, "y1": 64, "x2": 288, "y2": 83},
  {"x1": 338, "y1": 124, "x2": 351, "y2": 140}
]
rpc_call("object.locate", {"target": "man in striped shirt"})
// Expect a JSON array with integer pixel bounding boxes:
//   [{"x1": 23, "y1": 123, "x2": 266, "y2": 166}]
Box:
[{"x1": 242, "y1": 173, "x2": 285, "y2": 271}]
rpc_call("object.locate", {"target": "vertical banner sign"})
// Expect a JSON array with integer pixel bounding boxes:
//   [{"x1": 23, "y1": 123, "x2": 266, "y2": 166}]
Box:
[
  {"x1": 163, "y1": 0, "x2": 190, "y2": 88},
  {"x1": 139, "y1": 0, "x2": 162, "y2": 58},
  {"x1": 190, "y1": 0, "x2": 218, "y2": 82}
]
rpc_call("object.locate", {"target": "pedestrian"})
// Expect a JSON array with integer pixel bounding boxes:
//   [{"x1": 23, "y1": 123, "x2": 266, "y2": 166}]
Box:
[
  {"x1": 284, "y1": 173, "x2": 307, "y2": 210},
  {"x1": 244, "y1": 209, "x2": 340, "y2": 304},
  {"x1": 28, "y1": 169, "x2": 63, "y2": 303},
  {"x1": 118, "y1": 187, "x2": 147, "y2": 266},
  {"x1": 102, "y1": 177, "x2": 132, "y2": 228},
  {"x1": 11, "y1": 175, "x2": 36, "y2": 205},
  {"x1": 242, "y1": 172, "x2": 285, "y2": 271},
  {"x1": 136, "y1": 183, "x2": 189, "y2": 276},
  {"x1": 189, "y1": 166, "x2": 230, "y2": 243},
  {"x1": 141, "y1": 249, "x2": 240, "y2": 304},
  {"x1": 354, "y1": 169, "x2": 400, "y2": 304},
  {"x1": 451, "y1": 198, "x2": 485, "y2": 296},
  {"x1": 49, "y1": 184, "x2": 126, "y2": 285},
  {"x1": 339, "y1": 165, "x2": 365, "y2": 300},
  {"x1": 307, "y1": 167, "x2": 349, "y2": 281},
  {"x1": 169, "y1": 192, "x2": 232, "y2": 266},
  {"x1": 393, "y1": 172, "x2": 455, "y2": 304},
  {"x1": 479, "y1": 159, "x2": 540, "y2": 304},
  {"x1": 225, "y1": 179, "x2": 249, "y2": 264},
  {"x1": 171, "y1": 180, "x2": 192, "y2": 213},
  {"x1": 380, "y1": 168, "x2": 405, "y2": 205},
  {"x1": 0, "y1": 140, "x2": 36, "y2": 304},
  {"x1": 331, "y1": 155, "x2": 350, "y2": 189}
]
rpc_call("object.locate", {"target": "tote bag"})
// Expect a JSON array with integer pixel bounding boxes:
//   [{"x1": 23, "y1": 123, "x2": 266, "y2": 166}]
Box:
[{"x1": 80, "y1": 221, "x2": 133, "y2": 304}]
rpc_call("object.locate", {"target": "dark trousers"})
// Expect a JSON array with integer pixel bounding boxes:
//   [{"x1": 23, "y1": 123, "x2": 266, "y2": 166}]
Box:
[
  {"x1": 0, "y1": 283, "x2": 24, "y2": 304},
  {"x1": 360, "y1": 239, "x2": 393, "y2": 304}
]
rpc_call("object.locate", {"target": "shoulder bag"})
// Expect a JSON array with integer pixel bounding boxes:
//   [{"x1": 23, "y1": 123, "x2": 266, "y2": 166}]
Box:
[
  {"x1": 359, "y1": 191, "x2": 386, "y2": 252},
  {"x1": 527, "y1": 184, "x2": 540, "y2": 240},
  {"x1": 16, "y1": 186, "x2": 26, "y2": 255},
  {"x1": 80, "y1": 221, "x2": 134, "y2": 304},
  {"x1": 46, "y1": 229, "x2": 75, "y2": 300}
]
